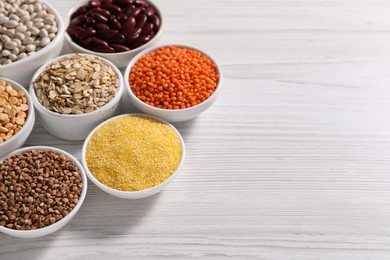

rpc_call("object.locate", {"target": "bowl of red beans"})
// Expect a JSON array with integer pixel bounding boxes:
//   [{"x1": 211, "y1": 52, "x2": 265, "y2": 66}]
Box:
[
  {"x1": 64, "y1": 0, "x2": 162, "y2": 68},
  {"x1": 124, "y1": 45, "x2": 222, "y2": 122}
]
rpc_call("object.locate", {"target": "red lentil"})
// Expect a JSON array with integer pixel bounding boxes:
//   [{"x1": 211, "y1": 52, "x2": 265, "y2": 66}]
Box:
[{"x1": 129, "y1": 46, "x2": 219, "y2": 110}]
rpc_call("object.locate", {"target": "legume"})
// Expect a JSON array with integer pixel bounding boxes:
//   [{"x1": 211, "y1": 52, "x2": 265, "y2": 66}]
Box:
[
  {"x1": 67, "y1": 0, "x2": 160, "y2": 53},
  {"x1": 0, "y1": 79, "x2": 29, "y2": 143},
  {"x1": 85, "y1": 115, "x2": 182, "y2": 191},
  {"x1": 34, "y1": 54, "x2": 119, "y2": 114},
  {"x1": 0, "y1": 150, "x2": 83, "y2": 230},
  {"x1": 0, "y1": 0, "x2": 58, "y2": 65},
  {"x1": 129, "y1": 46, "x2": 219, "y2": 109}
]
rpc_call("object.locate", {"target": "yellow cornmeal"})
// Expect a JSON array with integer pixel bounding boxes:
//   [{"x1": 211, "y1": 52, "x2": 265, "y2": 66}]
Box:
[{"x1": 85, "y1": 115, "x2": 182, "y2": 191}]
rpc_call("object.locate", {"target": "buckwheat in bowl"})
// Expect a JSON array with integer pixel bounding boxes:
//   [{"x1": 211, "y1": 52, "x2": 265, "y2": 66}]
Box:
[
  {"x1": 0, "y1": 146, "x2": 87, "y2": 238},
  {"x1": 29, "y1": 53, "x2": 123, "y2": 140}
]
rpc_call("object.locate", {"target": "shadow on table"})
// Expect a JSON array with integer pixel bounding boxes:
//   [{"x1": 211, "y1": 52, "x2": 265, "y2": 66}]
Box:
[
  {"x1": 68, "y1": 182, "x2": 162, "y2": 236},
  {"x1": 172, "y1": 117, "x2": 198, "y2": 140},
  {"x1": 0, "y1": 231, "x2": 56, "y2": 259}
]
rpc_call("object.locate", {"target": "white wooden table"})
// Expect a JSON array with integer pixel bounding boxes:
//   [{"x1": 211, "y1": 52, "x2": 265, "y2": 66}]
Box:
[{"x1": 2, "y1": 0, "x2": 390, "y2": 259}]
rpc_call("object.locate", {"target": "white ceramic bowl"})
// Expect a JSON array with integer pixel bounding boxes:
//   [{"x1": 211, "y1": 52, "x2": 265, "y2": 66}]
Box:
[
  {"x1": 0, "y1": 0, "x2": 65, "y2": 88},
  {"x1": 124, "y1": 45, "x2": 222, "y2": 122},
  {"x1": 0, "y1": 78, "x2": 35, "y2": 158},
  {"x1": 81, "y1": 113, "x2": 185, "y2": 199},
  {"x1": 29, "y1": 53, "x2": 124, "y2": 141},
  {"x1": 0, "y1": 146, "x2": 87, "y2": 238},
  {"x1": 64, "y1": 0, "x2": 163, "y2": 68}
]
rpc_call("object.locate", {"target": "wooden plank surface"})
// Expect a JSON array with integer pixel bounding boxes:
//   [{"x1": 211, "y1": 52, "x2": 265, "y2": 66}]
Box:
[{"x1": 2, "y1": 0, "x2": 390, "y2": 259}]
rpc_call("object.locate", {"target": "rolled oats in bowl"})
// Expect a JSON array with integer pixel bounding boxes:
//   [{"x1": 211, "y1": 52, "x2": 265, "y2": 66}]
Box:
[
  {"x1": 29, "y1": 53, "x2": 124, "y2": 141},
  {"x1": 33, "y1": 53, "x2": 119, "y2": 115}
]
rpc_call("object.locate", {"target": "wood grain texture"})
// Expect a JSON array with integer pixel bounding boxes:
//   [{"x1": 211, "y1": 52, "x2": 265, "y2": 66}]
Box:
[{"x1": 2, "y1": 0, "x2": 390, "y2": 259}]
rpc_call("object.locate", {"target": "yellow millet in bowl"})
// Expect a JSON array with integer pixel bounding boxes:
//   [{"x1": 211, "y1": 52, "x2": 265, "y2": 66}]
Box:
[{"x1": 85, "y1": 115, "x2": 182, "y2": 191}]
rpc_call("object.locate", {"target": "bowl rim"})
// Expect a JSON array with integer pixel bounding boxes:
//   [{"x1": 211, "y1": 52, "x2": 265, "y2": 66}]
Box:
[
  {"x1": 123, "y1": 44, "x2": 223, "y2": 113},
  {"x1": 0, "y1": 146, "x2": 88, "y2": 236},
  {"x1": 0, "y1": 0, "x2": 65, "y2": 69},
  {"x1": 64, "y1": 0, "x2": 163, "y2": 56},
  {"x1": 81, "y1": 113, "x2": 185, "y2": 197},
  {"x1": 29, "y1": 53, "x2": 124, "y2": 119},
  {"x1": 0, "y1": 77, "x2": 35, "y2": 148}
]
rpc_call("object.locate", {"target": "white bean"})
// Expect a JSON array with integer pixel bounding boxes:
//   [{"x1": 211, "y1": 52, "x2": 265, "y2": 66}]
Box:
[
  {"x1": 1, "y1": 35, "x2": 10, "y2": 43},
  {"x1": 15, "y1": 32, "x2": 24, "y2": 40},
  {"x1": 8, "y1": 53, "x2": 17, "y2": 61},
  {"x1": 11, "y1": 47, "x2": 19, "y2": 55},
  {"x1": 23, "y1": 37, "x2": 33, "y2": 45},
  {"x1": 1, "y1": 49, "x2": 11, "y2": 56},
  {"x1": 40, "y1": 37, "x2": 50, "y2": 47},
  {"x1": 49, "y1": 26, "x2": 57, "y2": 33},
  {"x1": 15, "y1": 24, "x2": 26, "y2": 33},
  {"x1": 4, "y1": 29, "x2": 15, "y2": 37},
  {"x1": 4, "y1": 20, "x2": 17, "y2": 29},
  {"x1": 13, "y1": 39, "x2": 21, "y2": 48},
  {"x1": 9, "y1": 14, "x2": 18, "y2": 22},
  {"x1": 29, "y1": 26, "x2": 39, "y2": 35},
  {"x1": 5, "y1": 41, "x2": 17, "y2": 49},
  {"x1": 25, "y1": 44, "x2": 35, "y2": 52},
  {"x1": 34, "y1": 22, "x2": 44, "y2": 29},
  {"x1": 17, "y1": 52, "x2": 26, "y2": 60},
  {"x1": 16, "y1": 8, "x2": 25, "y2": 17},
  {"x1": 39, "y1": 28, "x2": 48, "y2": 38}
]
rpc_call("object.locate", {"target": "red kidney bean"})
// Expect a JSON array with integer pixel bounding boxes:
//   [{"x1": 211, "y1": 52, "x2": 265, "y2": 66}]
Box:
[
  {"x1": 111, "y1": 44, "x2": 130, "y2": 52},
  {"x1": 126, "y1": 27, "x2": 142, "y2": 42},
  {"x1": 102, "y1": 4, "x2": 122, "y2": 15},
  {"x1": 106, "y1": 33, "x2": 126, "y2": 44},
  {"x1": 114, "y1": 0, "x2": 133, "y2": 5},
  {"x1": 128, "y1": 7, "x2": 143, "y2": 18},
  {"x1": 149, "y1": 15, "x2": 160, "y2": 31},
  {"x1": 123, "y1": 5, "x2": 134, "y2": 16},
  {"x1": 88, "y1": 37, "x2": 109, "y2": 46},
  {"x1": 66, "y1": 26, "x2": 78, "y2": 38},
  {"x1": 96, "y1": 29, "x2": 118, "y2": 38},
  {"x1": 135, "y1": 14, "x2": 147, "y2": 28},
  {"x1": 134, "y1": 0, "x2": 148, "y2": 7},
  {"x1": 90, "y1": 8, "x2": 111, "y2": 18},
  {"x1": 76, "y1": 28, "x2": 96, "y2": 40},
  {"x1": 71, "y1": 6, "x2": 89, "y2": 19},
  {"x1": 96, "y1": 23, "x2": 110, "y2": 30},
  {"x1": 130, "y1": 35, "x2": 150, "y2": 49},
  {"x1": 86, "y1": 17, "x2": 96, "y2": 25},
  {"x1": 70, "y1": 14, "x2": 86, "y2": 26},
  {"x1": 88, "y1": 0, "x2": 101, "y2": 8},
  {"x1": 93, "y1": 46, "x2": 115, "y2": 53},
  {"x1": 121, "y1": 16, "x2": 135, "y2": 37},
  {"x1": 109, "y1": 16, "x2": 122, "y2": 30},
  {"x1": 140, "y1": 22, "x2": 153, "y2": 36},
  {"x1": 144, "y1": 6, "x2": 155, "y2": 17},
  {"x1": 103, "y1": 0, "x2": 113, "y2": 4},
  {"x1": 91, "y1": 12, "x2": 109, "y2": 23},
  {"x1": 118, "y1": 13, "x2": 128, "y2": 23}
]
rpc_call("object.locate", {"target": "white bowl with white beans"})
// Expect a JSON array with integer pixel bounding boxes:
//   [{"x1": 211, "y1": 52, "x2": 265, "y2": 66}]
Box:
[{"x1": 0, "y1": 0, "x2": 65, "y2": 87}]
